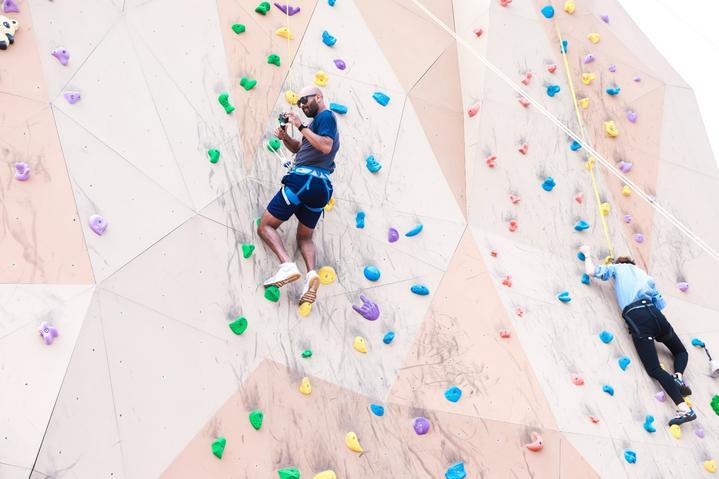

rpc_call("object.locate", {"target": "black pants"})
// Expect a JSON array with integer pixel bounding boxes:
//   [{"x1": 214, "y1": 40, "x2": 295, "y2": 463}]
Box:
[{"x1": 622, "y1": 299, "x2": 688, "y2": 405}]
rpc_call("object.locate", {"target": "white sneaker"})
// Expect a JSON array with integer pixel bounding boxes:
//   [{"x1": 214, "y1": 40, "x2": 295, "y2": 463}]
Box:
[
  {"x1": 263, "y1": 262, "x2": 301, "y2": 288},
  {"x1": 299, "y1": 270, "x2": 320, "y2": 304}
]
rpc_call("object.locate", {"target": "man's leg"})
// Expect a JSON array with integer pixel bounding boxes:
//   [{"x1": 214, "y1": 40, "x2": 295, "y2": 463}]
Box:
[
  {"x1": 296, "y1": 222, "x2": 316, "y2": 272},
  {"x1": 257, "y1": 211, "x2": 291, "y2": 263},
  {"x1": 632, "y1": 335, "x2": 685, "y2": 405}
]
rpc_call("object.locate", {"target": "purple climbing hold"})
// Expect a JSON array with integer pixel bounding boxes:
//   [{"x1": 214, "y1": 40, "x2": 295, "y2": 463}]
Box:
[
  {"x1": 627, "y1": 110, "x2": 638, "y2": 123},
  {"x1": 413, "y1": 416, "x2": 430, "y2": 435},
  {"x1": 388, "y1": 228, "x2": 399, "y2": 243},
  {"x1": 352, "y1": 294, "x2": 380, "y2": 321},
  {"x1": 63, "y1": 91, "x2": 81, "y2": 104},
  {"x1": 38, "y1": 321, "x2": 59, "y2": 345},
  {"x1": 633, "y1": 233, "x2": 644, "y2": 244},
  {"x1": 89, "y1": 214, "x2": 108, "y2": 236},
  {"x1": 583, "y1": 54, "x2": 595, "y2": 64},
  {"x1": 677, "y1": 282, "x2": 689, "y2": 292},
  {"x1": 608, "y1": 64, "x2": 617, "y2": 73},
  {"x1": 633, "y1": 75, "x2": 641, "y2": 82},
  {"x1": 14, "y1": 162, "x2": 30, "y2": 181},
  {"x1": 655, "y1": 391, "x2": 666, "y2": 402},
  {"x1": 618, "y1": 160, "x2": 633, "y2": 173},
  {"x1": 696, "y1": 427, "x2": 705, "y2": 439},
  {"x1": 51, "y1": 48, "x2": 70, "y2": 66},
  {"x1": 623, "y1": 214, "x2": 632, "y2": 224},
  {"x1": 3, "y1": 0, "x2": 19, "y2": 13},
  {"x1": 333, "y1": 59, "x2": 346, "y2": 70},
  {"x1": 274, "y1": 2, "x2": 300, "y2": 15},
  {"x1": 600, "y1": 13, "x2": 609, "y2": 23}
]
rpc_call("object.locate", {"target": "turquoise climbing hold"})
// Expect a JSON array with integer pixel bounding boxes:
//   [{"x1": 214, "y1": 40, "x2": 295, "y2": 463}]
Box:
[
  {"x1": 560, "y1": 39, "x2": 568, "y2": 53},
  {"x1": 577, "y1": 251, "x2": 586, "y2": 261},
  {"x1": 411, "y1": 284, "x2": 430, "y2": 296},
  {"x1": 541, "y1": 5, "x2": 555, "y2": 18},
  {"x1": 372, "y1": 92, "x2": 390, "y2": 106},
  {"x1": 581, "y1": 273, "x2": 590, "y2": 285},
  {"x1": 445, "y1": 462, "x2": 467, "y2": 479},
  {"x1": 329, "y1": 102, "x2": 347, "y2": 114},
  {"x1": 383, "y1": 331, "x2": 395, "y2": 344},
  {"x1": 574, "y1": 220, "x2": 590, "y2": 231},
  {"x1": 364, "y1": 265, "x2": 381, "y2": 282},
  {"x1": 542, "y1": 177, "x2": 556, "y2": 191},
  {"x1": 356, "y1": 211, "x2": 365, "y2": 229},
  {"x1": 692, "y1": 338, "x2": 706, "y2": 348},
  {"x1": 557, "y1": 291, "x2": 571, "y2": 303},
  {"x1": 570, "y1": 140, "x2": 582, "y2": 151},
  {"x1": 606, "y1": 87, "x2": 621, "y2": 96},
  {"x1": 643, "y1": 415, "x2": 656, "y2": 433},
  {"x1": 328, "y1": 0, "x2": 336, "y2": 5},
  {"x1": 599, "y1": 331, "x2": 614, "y2": 344},
  {"x1": 602, "y1": 384, "x2": 614, "y2": 396},
  {"x1": 322, "y1": 30, "x2": 337, "y2": 47},
  {"x1": 366, "y1": 155, "x2": 382, "y2": 173},
  {"x1": 370, "y1": 403, "x2": 384, "y2": 416},
  {"x1": 546, "y1": 85, "x2": 561, "y2": 97},
  {"x1": 624, "y1": 450, "x2": 636, "y2": 464},
  {"x1": 405, "y1": 224, "x2": 423, "y2": 237},
  {"x1": 444, "y1": 386, "x2": 462, "y2": 403},
  {"x1": 618, "y1": 356, "x2": 631, "y2": 371}
]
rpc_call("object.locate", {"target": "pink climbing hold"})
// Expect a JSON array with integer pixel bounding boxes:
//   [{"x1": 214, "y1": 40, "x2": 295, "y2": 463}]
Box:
[
  {"x1": 509, "y1": 194, "x2": 520, "y2": 205},
  {"x1": 3, "y1": 0, "x2": 19, "y2": 13},
  {"x1": 14, "y1": 162, "x2": 30, "y2": 181},
  {"x1": 677, "y1": 282, "x2": 689, "y2": 292},
  {"x1": 499, "y1": 0, "x2": 512, "y2": 6},
  {"x1": 51, "y1": 48, "x2": 70, "y2": 66},
  {"x1": 547, "y1": 64, "x2": 557, "y2": 74},
  {"x1": 589, "y1": 415, "x2": 600, "y2": 424},
  {"x1": 467, "y1": 102, "x2": 480, "y2": 118},
  {"x1": 89, "y1": 214, "x2": 108, "y2": 236},
  {"x1": 575, "y1": 192, "x2": 584, "y2": 204},
  {"x1": 333, "y1": 59, "x2": 346, "y2": 70},
  {"x1": 633, "y1": 233, "x2": 644, "y2": 244},
  {"x1": 473, "y1": 27, "x2": 484, "y2": 37},
  {"x1": 508, "y1": 219, "x2": 518, "y2": 232},
  {"x1": 521, "y1": 71, "x2": 532, "y2": 86},
  {"x1": 499, "y1": 329, "x2": 511, "y2": 338},
  {"x1": 63, "y1": 91, "x2": 81, "y2": 104},
  {"x1": 571, "y1": 374, "x2": 584, "y2": 386},
  {"x1": 517, "y1": 143, "x2": 528, "y2": 155},
  {"x1": 525, "y1": 432, "x2": 543, "y2": 452},
  {"x1": 515, "y1": 307, "x2": 525, "y2": 317},
  {"x1": 518, "y1": 97, "x2": 530, "y2": 108},
  {"x1": 502, "y1": 276, "x2": 512, "y2": 287},
  {"x1": 486, "y1": 155, "x2": 497, "y2": 168}
]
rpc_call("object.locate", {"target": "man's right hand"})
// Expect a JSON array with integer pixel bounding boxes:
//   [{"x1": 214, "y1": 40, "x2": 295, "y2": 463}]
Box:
[{"x1": 275, "y1": 127, "x2": 289, "y2": 141}]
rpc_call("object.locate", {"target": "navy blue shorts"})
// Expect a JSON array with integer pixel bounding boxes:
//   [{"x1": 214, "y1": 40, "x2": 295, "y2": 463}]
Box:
[{"x1": 267, "y1": 173, "x2": 333, "y2": 229}]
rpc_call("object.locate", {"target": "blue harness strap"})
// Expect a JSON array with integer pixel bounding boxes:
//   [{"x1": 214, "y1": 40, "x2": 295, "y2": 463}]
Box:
[{"x1": 282, "y1": 166, "x2": 332, "y2": 213}]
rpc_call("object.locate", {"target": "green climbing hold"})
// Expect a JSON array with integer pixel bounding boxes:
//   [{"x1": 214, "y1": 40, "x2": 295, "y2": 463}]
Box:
[
  {"x1": 242, "y1": 244, "x2": 255, "y2": 258},
  {"x1": 255, "y1": 217, "x2": 261, "y2": 228},
  {"x1": 277, "y1": 468, "x2": 300, "y2": 479},
  {"x1": 249, "y1": 409, "x2": 264, "y2": 430},
  {"x1": 711, "y1": 395, "x2": 719, "y2": 416},
  {"x1": 267, "y1": 54, "x2": 281, "y2": 67},
  {"x1": 211, "y1": 437, "x2": 226, "y2": 459},
  {"x1": 208, "y1": 149, "x2": 220, "y2": 164},
  {"x1": 231, "y1": 23, "x2": 246, "y2": 34},
  {"x1": 267, "y1": 137, "x2": 281, "y2": 152},
  {"x1": 264, "y1": 285, "x2": 280, "y2": 302},
  {"x1": 302, "y1": 349, "x2": 312, "y2": 358},
  {"x1": 218, "y1": 92, "x2": 235, "y2": 114},
  {"x1": 255, "y1": 1, "x2": 271, "y2": 14},
  {"x1": 240, "y1": 76, "x2": 258, "y2": 91},
  {"x1": 229, "y1": 316, "x2": 248, "y2": 335}
]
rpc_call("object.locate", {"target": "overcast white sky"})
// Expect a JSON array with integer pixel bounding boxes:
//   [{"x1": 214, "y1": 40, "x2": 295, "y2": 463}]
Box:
[{"x1": 618, "y1": 0, "x2": 719, "y2": 166}]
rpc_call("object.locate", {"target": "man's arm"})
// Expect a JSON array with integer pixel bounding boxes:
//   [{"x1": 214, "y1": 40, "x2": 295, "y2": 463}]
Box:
[{"x1": 286, "y1": 112, "x2": 334, "y2": 154}]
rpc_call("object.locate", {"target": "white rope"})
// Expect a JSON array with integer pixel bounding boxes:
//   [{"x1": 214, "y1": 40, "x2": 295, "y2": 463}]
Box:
[{"x1": 408, "y1": 0, "x2": 719, "y2": 263}]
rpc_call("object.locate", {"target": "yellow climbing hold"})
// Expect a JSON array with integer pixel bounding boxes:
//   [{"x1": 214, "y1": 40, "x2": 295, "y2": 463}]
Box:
[
  {"x1": 581, "y1": 72, "x2": 596, "y2": 85},
  {"x1": 275, "y1": 27, "x2": 294, "y2": 40},
  {"x1": 604, "y1": 120, "x2": 619, "y2": 137},
  {"x1": 353, "y1": 336, "x2": 368, "y2": 353},
  {"x1": 587, "y1": 33, "x2": 601, "y2": 44},
  {"x1": 324, "y1": 197, "x2": 335, "y2": 212},
  {"x1": 298, "y1": 302, "x2": 312, "y2": 317},
  {"x1": 345, "y1": 432, "x2": 364, "y2": 453},
  {"x1": 299, "y1": 376, "x2": 312, "y2": 395},
  {"x1": 285, "y1": 90, "x2": 299, "y2": 105},
  {"x1": 622, "y1": 185, "x2": 631, "y2": 196},
  {"x1": 313, "y1": 471, "x2": 337, "y2": 479},
  {"x1": 602, "y1": 255, "x2": 614, "y2": 265},
  {"x1": 563, "y1": 0, "x2": 575, "y2": 14},
  {"x1": 600, "y1": 202, "x2": 611, "y2": 216},
  {"x1": 578, "y1": 97, "x2": 590, "y2": 109},
  {"x1": 314, "y1": 70, "x2": 329, "y2": 87},
  {"x1": 669, "y1": 424, "x2": 681, "y2": 439},
  {"x1": 704, "y1": 460, "x2": 717, "y2": 473},
  {"x1": 318, "y1": 266, "x2": 337, "y2": 285},
  {"x1": 585, "y1": 156, "x2": 596, "y2": 171}
]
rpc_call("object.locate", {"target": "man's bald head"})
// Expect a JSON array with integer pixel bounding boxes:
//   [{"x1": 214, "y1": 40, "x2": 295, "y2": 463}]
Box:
[
  {"x1": 297, "y1": 85, "x2": 326, "y2": 118},
  {"x1": 299, "y1": 85, "x2": 322, "y2": 98}
]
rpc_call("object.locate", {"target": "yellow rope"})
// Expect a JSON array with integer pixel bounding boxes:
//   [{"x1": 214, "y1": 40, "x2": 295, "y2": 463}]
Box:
[
  {"x1": 285, "y1": 0, "x2": 292, "y2": 91},
  {"x1": 552, "y1": 16, "x2": 615, "y2": 260}
]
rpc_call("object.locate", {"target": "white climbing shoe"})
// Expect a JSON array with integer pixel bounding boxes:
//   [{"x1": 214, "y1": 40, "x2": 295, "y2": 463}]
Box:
[
  {"x1": 263, "y1": 262, "x2": 301, "y2": 288},
  {"x1": 299, "y1": 270, "x2": 320, "y2": 305}
]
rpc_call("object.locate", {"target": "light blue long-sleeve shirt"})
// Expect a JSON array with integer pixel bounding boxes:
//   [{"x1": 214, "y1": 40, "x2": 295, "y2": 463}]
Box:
[{"x1": 594, "y1": 263, "x2": 666, "y2": 311}]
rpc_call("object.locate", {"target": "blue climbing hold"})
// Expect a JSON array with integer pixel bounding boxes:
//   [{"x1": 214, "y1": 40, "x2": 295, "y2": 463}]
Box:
[
  {"x1": 618, "y1": 356, "x2": 631, "y2": 371},
  {"x1": 570, "y1": 140, "x2": 582, "y2": 151},
  {"x1": 606, "y1": 87, "x2": 621, "y2": 96},
  {"x1": 540, "y1": 5, "x2": 555, "y2": 18},
  {"x1": 560, "y1": 39, "x2": 568, "y2": 53},
  {"x1": 599, "y1": 330, "x2": 614, "y2": 344},
  {"x1": 542, "y1": 177, "x2": 556, "y2": 191},
  {"x1": 370, "y1": 404, "x2": 384, "y2": 416},
  {"x1": 602, "y1": 384, "x2": 615, "y2": 396},
  {"x1": 328, "y1": 0, "x2": 336, "y2": 5},
  {"x1": 411, "y1": 284, "x2": 430, "y2": 296},
  {"x1": 322, "y1": 30, "x2": 337, "y2": 47},
  {"x1": 445, "y1": 462, "x2": 467, "y2": 479},
  {"x1": 581, "y1": 273, "x2": 590, "y2": 285},
  {"x1": 366, "y1": 155, "x2": 382, "y2": 173},
  {"x1": 356, "y1": 211, "x2": 365, "y2": 229},
  {"x1": 383, "y1": 331, "x2": 395, "y2": 344},
  {"x1": 577, "y1": 251, "x2": 586, "y2": 261},
  {"x1": 691, "y1": 338, "x2": 706, "y2": 348},
  {"x1": 372, "y1": 92, "x2": 390, "y2": 106},
  {"x1": 444, "y1": 386, "x2": 462, "y2": 403},
  {"x1": 557, "y1": 291, "x2": 572, "y2": 303},
  {"x1": 364, "y1": 265, "x2": 381, "y2": 282},
  {"x1": 546, "y1": 85, "x2": 561, "y2": 97},
  {"x1": 574, "y1": 220, "x2": 590, "y2": 231},
  {"x1": 643, "y1": 415, "x2": 656, "y2": 433},
  {"x1": 624, "y1": 450, "x2": 637, "y2": 464},
  {"x1": 405, "y1": 224, "x2": 423, "y2": 237},
  {"x1": 329, "y1": 102, "x2": 347, "y2": 114}
]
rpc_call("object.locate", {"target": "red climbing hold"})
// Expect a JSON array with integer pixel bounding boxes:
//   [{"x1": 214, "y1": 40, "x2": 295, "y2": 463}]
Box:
[
  {"x1": 490, "y1": 250, "x2": 498, "y2": 257},
  {"x1": 486, "y1": 155, "x2": 497, "y2": 168},
  {"x1": 571, "y1": 374, "x2": 584, "y2": 386},
  {"x1": 589, "y1": 415, "x2": 600, "y2": 424},
  {"x1": 500, "y1": 0, "x2": 512, "y2": 6},
  {"x1": 547, "y1": 64, "x2": 557, "y2": 73},
  {"x1": 521, "y1": 71, "x2": 533, "y2": 86},
  {"x1": 467, "y1": 102, "x2": 480, "y2": 118},
  {"x1": 518, "y1": 143, "x2": 528, "y2": 155},
  {"x1": 515, "y1": 307, "x2": 525, "y2": 317},
  {"x1": 518, "y1": 98, "x2": 530, "y2": 108},
  {"x1": 509, "y1": 194, "x2": 520, "y2": 204},
  {"x1": 502, "y1": 276, "x2": 512, "y2": 287},
  {"x1": 473, "y1": 27, "x2": 484, "y2": 37},
  {"x1": 575, "y1": 192, "x2": 584, "y2": 204},
  {"x1": 508, "y1": 219, "x2": 518, "y2": 232},
  {"x1": 499, "y1": 329, "x2": 511, "y2": 338}
]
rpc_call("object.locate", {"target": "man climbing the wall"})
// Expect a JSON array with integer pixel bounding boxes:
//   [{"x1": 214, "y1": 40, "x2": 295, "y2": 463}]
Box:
[
  {"x1": 258, "y1": 85, "x2": 339, "y2": 305},
  {"x1": 580, "y1": 245, "x2": 696, "y2": 426}
]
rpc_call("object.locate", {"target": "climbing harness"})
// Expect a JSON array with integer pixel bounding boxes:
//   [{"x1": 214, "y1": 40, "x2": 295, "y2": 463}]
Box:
[{"x1": 281, "y1": 165, "x2": 332, "y2": 213}]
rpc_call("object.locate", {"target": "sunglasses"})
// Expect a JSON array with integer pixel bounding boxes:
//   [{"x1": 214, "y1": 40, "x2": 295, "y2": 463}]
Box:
[{"x1": 298, "y1": 94, "x2": 317, "y2": 106}]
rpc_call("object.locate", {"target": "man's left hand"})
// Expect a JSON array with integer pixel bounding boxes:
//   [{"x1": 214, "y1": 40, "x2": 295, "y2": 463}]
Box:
[{"x1": 285, "y1": 112, "x2": 303, "y2": 129}]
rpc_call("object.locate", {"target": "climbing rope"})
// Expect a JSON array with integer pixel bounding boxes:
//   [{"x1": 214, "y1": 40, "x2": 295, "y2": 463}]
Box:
[
  {"x1": 408, "y1": 0, "x2": 719, "y2": 263},
  {"x1": 549, "y1": 7, "x2": 615, "y2": 260},
  {"x1": 284, "y1": 0, "x2": 293, "y2": 91}
]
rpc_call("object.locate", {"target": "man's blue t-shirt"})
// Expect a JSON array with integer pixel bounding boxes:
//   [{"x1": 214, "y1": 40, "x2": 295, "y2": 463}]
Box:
[{"x1": 294, "y1": 109, "x2": 340, "y2": 173}]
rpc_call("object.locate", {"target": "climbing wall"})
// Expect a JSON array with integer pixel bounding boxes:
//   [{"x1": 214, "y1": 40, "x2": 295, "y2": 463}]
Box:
[{"x1": 1, "y1": 0, "x2": 718, "y2": 478}]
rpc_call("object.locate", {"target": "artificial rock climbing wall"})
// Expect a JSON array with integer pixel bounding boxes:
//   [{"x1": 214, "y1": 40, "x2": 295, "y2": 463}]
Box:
[{"x1": 1, "y1": 0, "x2": 718, "y2": 478}]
